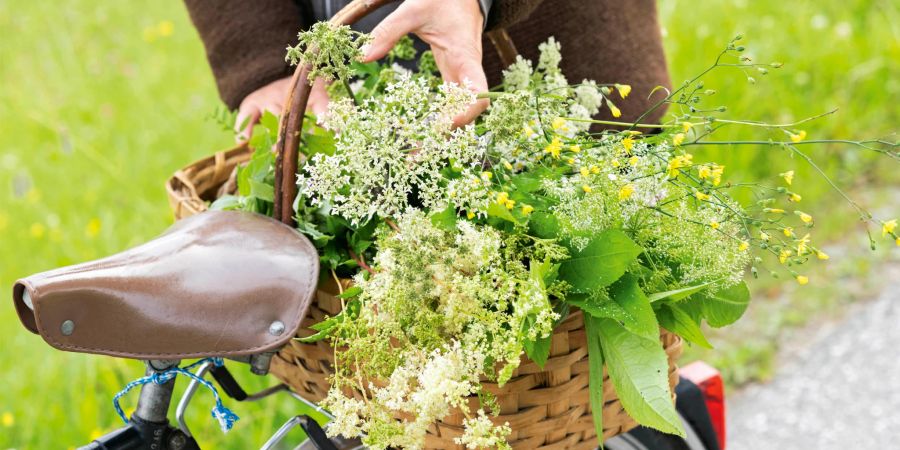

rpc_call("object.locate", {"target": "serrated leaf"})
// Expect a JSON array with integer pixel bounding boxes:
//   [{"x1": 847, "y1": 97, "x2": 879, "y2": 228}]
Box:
[
  {"x1": 583, "y1": 314, "x2": 605, "y2": 441},
  {"x1": 607, "y1": 274, "x2": 659, "y2": 341},
  {"x1": 558, "y1": 230, "x2": 643, "y2": 293},
  {"x1": 647, "y1": 281, "x2": 716, "y2": 303},
  {"x1": 486, "y1": 201, "x2": 520, "y2": 224},
  {"x1": 430, "y1": 205, "x2": 458, "y2": 230},
  {"x1": 524, "y1": 333, "x2": 552, "y2": 369},
  {"x1": 690, "y1": 281, "x2": 750, "y2": 328},
  {"x1": 528, "y1": 212, "x2": 559, "y2": 239},
  {"x1": 596, "y1": 319, "x2": 685, "y2": 437},
  {"x1": 656, "y1": 304, "x2": 712, "y2": 349}
]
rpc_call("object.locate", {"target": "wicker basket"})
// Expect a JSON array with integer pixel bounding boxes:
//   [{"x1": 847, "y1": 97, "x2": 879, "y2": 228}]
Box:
[{"x1": 166, "y1": 1, "x2": 683, "y2": 447}]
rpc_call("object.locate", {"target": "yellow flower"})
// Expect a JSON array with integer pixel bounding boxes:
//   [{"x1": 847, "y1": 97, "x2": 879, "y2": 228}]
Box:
[
  {"x1": 552, "y1": 117, "x2": 568, "y2": 132},
  {"x1": 710, "y1": 220, "x2": 720, "y2": 230},
  {"x1": 694, "y1": 191, "x2": 710, "y2": 201},
  {"x1": 503, "y1": 160, "x2": 514, "y2": 170},
  {"x1": 505, "y1": 199, "x2": 516, "y2": 209},
  {"x1": 765, "y1": 208, "x2": 785, "y2": 214},
  {"x1": 710, "y1": 164, "x2": 725, "y2": 186},
  {"x1": 883, "y1": 219, "x2": 897, "y2": 237},
  {"x1": 896, "y1": 237, "x2": 900, "y2": 246},
  {"x1": 796, "y1": 233, "x2": 810, "y2": 254},
  {"x1": 611, "y1": 159, "x2": 621, "y2": 168},
  {"x1": 30, "y1": 223, "x2": 46, "y2": 239},
  {"x1": 608, "y1": 103, "x2": 622, "y2": 118},
  {"x1": 783, "y1": 227, "x2": 794, "y2": 237},
  {"x1": 760, "y1": 231, "x2": 770, "y2": 242},
  {"x1": 780, "y1": 170, "x2": 794, "y2": 185},
  {"x1": 738, "y1": 241, "x2": 750, "y2": 251},
  {"x1": 622, "y1": 137, "x2": 635, "y2": 152},
  {"x1": 628, "y1": 155, "x2": 640, "y2": 166},
  {"x1": 480, "y1": 171, "x2": 493, "y2": 181},
  {"x1": 590, "y1": 165, "x2": 600, "y2": 174},
  {"x1": 615, "y1": 83, "x2": 632, "y2": 98},
  {"x1": 580, "y1": 167, "x2": 590, "y2": 177},
  {"x1": 672, "y1": 133, "x2": 685, "y2": 146},
  {"x1": 544, "y1": 137, "x2": 563, "y2": 159},
  {"x1": 682, "y1": 122, "x2": 694, "y2": 132},
  {"x1": 666, "y1": 154, "x2": 693, "y2": 177},
  {"x1": 817, "y1": 250, "x2": 830, "y2": 260},
  {"x1": 157, "y1": 20, "x2": 174, "y2": 37},
  {"x1": 798, "y1": 212, "x2": 813, "y2": 223},
  {"x1": 1, "y1": 412, "x2": 12, "y2": 427},
  {"x1": 467, "y1": 211, "x2": 476, "y2": 219},
  {"x1": 85, "y1": 218, "x2": 102, "y2": 238},
  {"x1": 495, "y1": 192, "x2": 510, "y2": 205},
  {"x1": 698, "y1": 165, "x2": 712, "y2": 180},
  {"x1": 789, "y1": 193, "x2": 802, "y2": 202},
  {"x1": 796, "y1": 275, "x2": 809, "y2": 285},
  {"x1": 521, "y1": 204, "x2": 534, "y2": 215},
  {"x1": 567, "y1": 157, "x2": 575, "y2": 164},
  {"x1": 779, "y1": 249, "x2": 792, "y2": 264},
  {"x1": 618, "y1": 184, "x2": 635, "y2": 201},
  {"x1": 523, "y1": 125, "x2": 536, "y2": 138},
  {"x1": 790, "y1": 130, "x2": 807, "y2": 143},
  {"x1": 570, "y1": 144, "x2": 581, "y2": 153},
  {"x1": 582, "y1": 185, "x2": 593, "y2": 193}
]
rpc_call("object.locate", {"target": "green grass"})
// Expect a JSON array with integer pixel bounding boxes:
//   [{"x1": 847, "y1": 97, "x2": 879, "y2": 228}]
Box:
[{"x1": 0, "y1": 0, "x2": 897, "y2": 448}]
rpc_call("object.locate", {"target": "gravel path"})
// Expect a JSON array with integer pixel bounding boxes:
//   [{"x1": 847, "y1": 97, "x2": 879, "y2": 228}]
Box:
[{"x1": 728, "y1": 265, "x2": 900, "y2": 449}]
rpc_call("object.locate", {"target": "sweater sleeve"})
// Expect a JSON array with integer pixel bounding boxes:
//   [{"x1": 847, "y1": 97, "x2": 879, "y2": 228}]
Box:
[
  {"x1": 485, "y1": 0, "x2": 545, "y2": 30},
  {"x1": 183, "y1": 0, "x2": 309, "y2": 109}
]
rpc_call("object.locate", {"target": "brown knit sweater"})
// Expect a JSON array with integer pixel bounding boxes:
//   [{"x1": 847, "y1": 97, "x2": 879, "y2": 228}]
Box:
[{"x1": 184, "y1": 0, "x2": 670, "y2": 123}]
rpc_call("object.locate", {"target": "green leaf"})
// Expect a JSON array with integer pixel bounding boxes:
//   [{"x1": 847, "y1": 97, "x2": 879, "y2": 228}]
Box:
[
  {"x1": 647, "y1": 281, "x2": 716, "y2": 303},
  {"x1": 558, "y1": 230, "x2": 643, "y2": 293},
  {"x1": 656, "y1": 304, "x2": 712, "y2": 349},
  {"x1": 337, "y1": 285, "x2": 363, "y2": 299},
  {"x1": 209, "y1": 195, "x2": 242, "y2": 211},
  {"x1": 689, "y1": 281, "x2": 750, "y2": 328},
  {"x1": 430, "y1": 205, "x2": 459, "y2": 231},
  {"x1": 596, "y1": 319, "x2": 685, "y2": 437},
  {"x1": 249, "y1": 178, "x2": 274, "y2": 202},
  {"x1": 583, "y1": 314, "x2": 605, "y2": 441},
  {"x1": 528, "y1": 212, "x2": 559, "y2": 239},
  {"x1": 524, "y1": 333, "x2": 552, "y2": 369},
  {"x1": 486, "y1": 201, "x2": 520, "y2": 224},
  {"x1": 607, "y1": 274, "x2": 659, "y2": 341}
]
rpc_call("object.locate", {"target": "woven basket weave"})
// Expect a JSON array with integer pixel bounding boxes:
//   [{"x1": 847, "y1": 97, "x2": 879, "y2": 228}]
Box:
[{"x1": 166, "y1": 1, "x2": 683, "y2": 447}]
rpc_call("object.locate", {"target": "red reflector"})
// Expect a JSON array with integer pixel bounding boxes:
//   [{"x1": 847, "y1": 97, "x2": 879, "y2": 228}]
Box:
[{"x1": 681, "y1": 361, "x2": 726, "y2": 450}]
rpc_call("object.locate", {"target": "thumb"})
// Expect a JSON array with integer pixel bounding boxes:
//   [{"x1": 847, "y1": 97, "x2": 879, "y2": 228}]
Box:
[{"x1": 362, "y1": 6, "x2": 420, "y2": 62}]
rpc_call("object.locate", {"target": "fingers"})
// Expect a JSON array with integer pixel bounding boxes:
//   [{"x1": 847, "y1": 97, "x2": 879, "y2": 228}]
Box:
[
  {"x1": 435, "y1": 47, "x2": 489, "y2": 127},
  {"x1": 307, "y1": 77, "x2": 331, "y2": 118},
  {"x1": 235, "y1": 106, "x2": 261, "y2": 143},
  {"x1": 362, "y1": 4, "x2": 422, "y2": 62}
]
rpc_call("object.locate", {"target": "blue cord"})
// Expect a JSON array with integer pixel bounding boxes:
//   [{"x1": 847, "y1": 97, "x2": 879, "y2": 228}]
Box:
[{"x1": 112, "y1": 357, "x2": 239, "y2": 433}]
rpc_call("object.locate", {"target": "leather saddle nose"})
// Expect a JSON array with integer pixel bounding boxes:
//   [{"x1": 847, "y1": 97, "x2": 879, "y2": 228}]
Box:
[{"x1": 12, "y1": 210, "x2": 320, "y2": 360}]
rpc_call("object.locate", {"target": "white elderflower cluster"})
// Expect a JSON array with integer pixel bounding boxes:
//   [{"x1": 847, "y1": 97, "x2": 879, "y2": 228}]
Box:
[
  {"x1": 322, "y1": 211, "x2": 561, "y2": 449},
  {"x1": 300, "y1": 74, "x2": 482, "y2": 224},
  {"x1": 454, "y1": 410, "x2": 513, "y2": 450}
]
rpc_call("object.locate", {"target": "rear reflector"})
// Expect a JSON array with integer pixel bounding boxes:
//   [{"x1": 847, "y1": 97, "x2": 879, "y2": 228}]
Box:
[{"x1": 680, "y1": 361, "x2": 726, "y2": 450}]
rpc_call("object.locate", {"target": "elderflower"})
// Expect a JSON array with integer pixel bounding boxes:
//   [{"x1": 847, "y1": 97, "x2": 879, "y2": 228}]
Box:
[{"x1": 455, "y1": 411, "x2": 512, "y2": 450}]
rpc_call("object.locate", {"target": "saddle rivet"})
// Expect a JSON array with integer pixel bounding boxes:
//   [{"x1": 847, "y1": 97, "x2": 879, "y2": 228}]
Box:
[
  {"x1": 60, "y1": 320, "x2": 75, "y2": 336},
  {"x1": 269, "y1": 320, "x2": 285, "y2": 336}
]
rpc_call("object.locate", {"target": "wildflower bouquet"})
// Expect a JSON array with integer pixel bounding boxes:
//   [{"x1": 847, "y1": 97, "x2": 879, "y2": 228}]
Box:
[{"x1": 213, "y1": 24, "x2": 899, "y2": 450}]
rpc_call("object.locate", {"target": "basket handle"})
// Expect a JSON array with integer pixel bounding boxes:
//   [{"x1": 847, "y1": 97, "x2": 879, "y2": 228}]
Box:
[{"x1": 272, "y1": 0, "x2": 518, "y2": 226}]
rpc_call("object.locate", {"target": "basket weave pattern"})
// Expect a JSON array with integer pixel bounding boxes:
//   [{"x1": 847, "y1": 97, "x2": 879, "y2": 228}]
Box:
[
  {"x1": 167, "y1": 0, "x2": 683, "y2": 444},
  {"x1": 167, "y1": 147, "x2": 683, "y2": 449}
]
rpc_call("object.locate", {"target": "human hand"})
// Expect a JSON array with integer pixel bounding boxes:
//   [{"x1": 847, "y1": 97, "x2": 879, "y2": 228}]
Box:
[
  {"x1": 235, "y1": 76, "x2": 330, "y2": 141},
  {"x1": 361, "y1": 0, "x2": 488, "y2": 126}
]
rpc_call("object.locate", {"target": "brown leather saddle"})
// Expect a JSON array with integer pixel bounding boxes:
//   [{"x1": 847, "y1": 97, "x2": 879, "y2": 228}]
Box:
[{"x1": 12, "y1": 210, "x2": 320, "y2": 360}]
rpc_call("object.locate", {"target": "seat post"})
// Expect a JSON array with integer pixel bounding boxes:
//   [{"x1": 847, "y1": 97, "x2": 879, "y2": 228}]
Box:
[{"x1": 134, "y1": 359, "x2": 181, "y2": 423}]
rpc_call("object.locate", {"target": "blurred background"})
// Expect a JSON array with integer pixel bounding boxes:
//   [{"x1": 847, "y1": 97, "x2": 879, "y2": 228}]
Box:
[{"x1": 0, "y1": 0, "x2": 897, "y2": 448}]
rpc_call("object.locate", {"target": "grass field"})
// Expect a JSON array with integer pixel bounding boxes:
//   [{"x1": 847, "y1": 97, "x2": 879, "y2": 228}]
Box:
[{"x1": 1, "y1": 0, "x2": 897, "y2": 448}]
